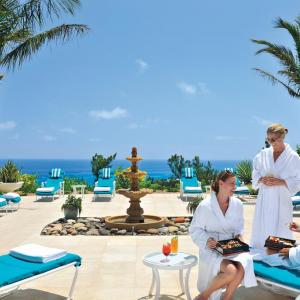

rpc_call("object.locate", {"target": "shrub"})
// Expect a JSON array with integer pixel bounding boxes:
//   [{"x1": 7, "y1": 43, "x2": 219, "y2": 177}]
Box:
[
  {"x1": 235, "y1": 160, "x2": 252, "y2": 185},
  {"x1": 61, "y1": 195, "x2": 82, "y2": 215},
  {"x1": 115, "y1": 166, "x2": 131, "y2": 189},
  {"x1": 186, "y1": 196, "x2": 204, "y2": 214},
  {"x1": 20, "y1": 174, "x2": 38, "y2": 195},
  {"x1": 63, "y1": 177, "x2": 91, "y2": 194},
  {"x1": 0, "y1": 160, "x2": 21, "y2": 183}
]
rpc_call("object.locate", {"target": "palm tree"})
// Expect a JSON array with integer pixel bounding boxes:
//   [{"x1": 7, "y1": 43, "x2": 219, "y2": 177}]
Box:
[
  {"x1": 0, "y1": 0, "x2": 89, "y2": 79},
  {"x1": 252, "y1": 17, "x2": 300, "y2": 98}
]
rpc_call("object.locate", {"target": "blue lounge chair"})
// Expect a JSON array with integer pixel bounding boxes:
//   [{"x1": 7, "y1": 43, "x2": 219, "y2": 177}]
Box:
[
  {"x1": 93, "y1": 168, "x2": 116, "y2": 201},
  {"x1": 3, "y1": 193, "x2": 21, "y2": 211},
  {"x1": 0, "y1": 197, "x2": 8, "y2": 215},
  {"x1": 180, "y1": 167, "x2": 202, "y2": 201},
  {"x1": 0, "y1": 251, "x2": 81, "y2": 299},
  {"x1": 36, "y1": 168, "x2": 65, "y2": 201},
  {"x1": 254, "y1": 261, "x2": 300, "y2": 299},
  {"x1": 292, "y1": 194, "x2": 300, "y2": 209}
]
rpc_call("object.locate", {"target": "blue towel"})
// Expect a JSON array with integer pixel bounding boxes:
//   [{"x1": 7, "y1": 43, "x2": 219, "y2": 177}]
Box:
[
  {"x1": 0, "y1": 253, "x2": 81, "y2": 288},
  {"x1": 254, "y1": 261, "x2": 300, "y2": 290}
]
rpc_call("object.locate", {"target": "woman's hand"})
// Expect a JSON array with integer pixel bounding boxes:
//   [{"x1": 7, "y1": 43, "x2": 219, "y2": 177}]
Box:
[
  {"x1": 235, "y1": 234, "x2": 244, "y2": 242},
  {"x1": 289, "y1": 222, "x2": 300, "y2": 233},
  {"x1": 279, "y1": 248, "x2": 290, "y2": 258},
  {"x1": 260, "y1": 176, "x2": 286, "y2": 187},
  {"x1": 206, "y1": 238, "x2": 217, "y2": 249}
]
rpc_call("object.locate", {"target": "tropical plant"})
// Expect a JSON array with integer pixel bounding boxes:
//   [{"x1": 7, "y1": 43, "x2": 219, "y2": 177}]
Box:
[
  {"x1": 0, "y1": 160, "x2": 21, "y2": 182},
  {"x1": 91, "y1": 153, "x2": 116, "y2": 181},
  {"x1": 61, "y1": 194, "x2": 82, "y2": 214},
  {"x1": 0, "y1": 0, "x2": 89, "y2": 79},
  {"x1": 235, "y1": 160, "x2": 252, "y2": 185},
  {"x1": 20, "y1": 173, "x2": 38, "y2": 194},
  {"x1": 296, "y1": 145, "x2": 300, "y2": 156},
  {"x1": 186, "y1": 196, "x2": 204, "y2": 214},
  {"x1": 63, "y1": 177, "x2": 91, "y2": 194},
  {"x1": 193, "y1": 156, "x2": 218, "y2": 187},
  {"x1": 168, "y1": 154, "x2": 186, "y2": 178},
  {"x1": 252, "y1": 16, "x2": 300, "y2": 98}
]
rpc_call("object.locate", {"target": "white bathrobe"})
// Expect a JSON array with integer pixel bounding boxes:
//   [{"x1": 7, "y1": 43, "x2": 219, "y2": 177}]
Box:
[
  {"x1": 189, "y1": 193, "x2": 257, "y2": 300},
  {"x1": 289, "y1": 246, "x2": 300, "y2": 267},
  {"x1": 251, "y1": 144, "x2": 300, "y2": 249}
]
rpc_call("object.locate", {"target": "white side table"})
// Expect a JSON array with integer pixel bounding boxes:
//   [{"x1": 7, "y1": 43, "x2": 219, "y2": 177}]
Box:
[
  {"x1": 143, "y1": 252, "x2": 198, "y2": 300},
  {"x1": 71, "y1": 185, "x2": 86, "y2": 199}
]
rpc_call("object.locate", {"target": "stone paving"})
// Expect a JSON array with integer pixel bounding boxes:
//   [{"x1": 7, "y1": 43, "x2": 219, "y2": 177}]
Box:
[{"x1": 0, "y1": 193, "x2": 299, "y2": 300}]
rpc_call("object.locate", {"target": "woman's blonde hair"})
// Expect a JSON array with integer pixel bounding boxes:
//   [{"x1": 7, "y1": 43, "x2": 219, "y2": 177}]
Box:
[{"x1": 267, "y1": 123, "x2": 288, "y2": 137}]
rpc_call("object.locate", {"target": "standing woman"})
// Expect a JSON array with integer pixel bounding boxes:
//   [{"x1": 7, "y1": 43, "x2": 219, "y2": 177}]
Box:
[
  {"x1": 251, "y1": 123, "x2": 300, "y2": 249},
  {"x1": 190, "y1": 171, "x2": 256, "y2": 300}
]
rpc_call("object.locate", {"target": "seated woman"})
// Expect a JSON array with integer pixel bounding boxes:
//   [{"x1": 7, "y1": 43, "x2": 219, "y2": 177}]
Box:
[
  {"x1": 189, "y1": 170, "x2": 257, "y2": 300},
  {"x1": 279, "y1": 221, "x2": 300, "y2": 266}
]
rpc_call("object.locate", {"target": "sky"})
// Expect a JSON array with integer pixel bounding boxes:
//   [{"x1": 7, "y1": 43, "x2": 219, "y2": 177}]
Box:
[{"x1": 1, "y1": 0, "x2": 300, "y2": 160}]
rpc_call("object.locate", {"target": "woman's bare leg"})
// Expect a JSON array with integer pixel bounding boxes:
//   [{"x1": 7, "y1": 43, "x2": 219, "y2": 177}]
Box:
[
  {"x1": 195, "y1": 260, "x2": 238, "y2": 300},
  {"x1": 222, "y1": 262, "x2": 244, "y2": 300}
]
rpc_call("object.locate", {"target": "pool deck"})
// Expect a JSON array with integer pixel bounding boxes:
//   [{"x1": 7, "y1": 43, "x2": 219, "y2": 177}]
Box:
[{"x1": 1, "y1": 193, "x2": 299, "y2": 300}]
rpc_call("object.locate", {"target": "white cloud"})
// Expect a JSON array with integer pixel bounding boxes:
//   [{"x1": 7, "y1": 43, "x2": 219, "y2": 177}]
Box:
[
  {"x1": 178, "y1": 81, "x2": 197, "y2": 95},
  {"x1": 136, "y1": 58, "x2": 149, "y2": 73},
  {"x1": 0, "y1": 121, "x2": 16, "y2": 130},
  {"x1": 89, "y1": 107, "x2": 128, "y2": 120},
  {"x1": 43, "y1": 135, "x2": 56, "y2": 142},
  {"x1": 60, "y1": 127, "x2": 76, "y2": 134},
  {"x1": 252, "y1": 116, "x2": 272, "y2": 126},
  {"x1": 89, "y1": 137, "x2": 103, "y2": 142},
  {"x1": 128, "y1": 123, "x2": 140, "y2": 129},
  {"x1": 178, "y1": 81, "x2": 211, "y2": 96}
]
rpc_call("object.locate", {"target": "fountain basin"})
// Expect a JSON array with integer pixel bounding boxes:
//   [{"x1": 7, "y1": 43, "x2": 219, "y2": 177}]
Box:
[
  {"x1": 117, "y1": 188, "x2": 152, "y2": 199},
  {"x1": 105, "y1": 215, "x2": 165, "y2": 231}
]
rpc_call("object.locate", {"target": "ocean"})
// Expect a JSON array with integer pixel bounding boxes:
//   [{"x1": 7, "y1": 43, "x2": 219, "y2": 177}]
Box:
[{"x1": 0, "y1": 159, "x2": 243, "y2": 186}]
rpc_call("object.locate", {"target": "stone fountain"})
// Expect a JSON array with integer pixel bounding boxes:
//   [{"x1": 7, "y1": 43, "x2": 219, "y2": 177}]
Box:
[{"x1": 105, "y1": 147, "x2": 165, "y2": 231}]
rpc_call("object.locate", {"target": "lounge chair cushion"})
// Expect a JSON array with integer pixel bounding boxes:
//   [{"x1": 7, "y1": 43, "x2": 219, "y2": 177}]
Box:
[
  {"x1": 36, "y1": 187, "x2": 55, "y2": 193},
  {"x1": 292, "y1": 196, "x2": 300, "y2": 206},
  {"x1": 0, "y1": 253, "x2": 81, "y2": 288},
  {"x1": 94, "y1": 187, "x2": 111, "y2": 192},
  {"x1": 0, "y1": 199, "x2": 7, "y2": 207},
  {"x1": 254, "y1": 261, "x2": 300, "y2": 290},
  {"x1": 3, "y1": 193, "x2": 21, "y2": 203},
  {"x1": 185, "y1": 187, "x2": 202, "y2": 192}
]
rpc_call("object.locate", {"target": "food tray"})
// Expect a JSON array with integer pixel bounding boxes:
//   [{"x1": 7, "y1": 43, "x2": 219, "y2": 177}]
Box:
[
  {"x1": 264, "y1": 236, "x2": 296, "y2": 250},
  {"x1": 214, "y1": 238, "x2": 249, "y2": 256}
]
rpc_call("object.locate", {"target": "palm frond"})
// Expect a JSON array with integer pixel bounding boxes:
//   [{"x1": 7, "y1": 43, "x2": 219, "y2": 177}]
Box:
[
  {"x1": 1, "y1": 23, "x2": 89, "y2": 69},
  {"x1": 19, "y1": 0, "x2": 81, "y2": 29},
  {"x1": 275, "y1": 17, "x2": 300, "y2": 58},
  {"x1": 254, "y1": 68, "x2": 300, "y2": 98},
  {"x1": 251, "y1": 39, "x2": 298, "y2": 71}
]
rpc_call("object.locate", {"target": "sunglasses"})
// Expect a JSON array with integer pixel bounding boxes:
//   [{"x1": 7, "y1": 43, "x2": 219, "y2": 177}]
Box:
[{"x1": 266, "y1": 136, "x2": 282, "y2": 143}]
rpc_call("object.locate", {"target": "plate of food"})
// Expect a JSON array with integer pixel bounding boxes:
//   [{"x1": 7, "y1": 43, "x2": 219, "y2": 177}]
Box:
[
  {"x1": 214, "y1": 238, "x2": 250, "y2": 256},
  {"x1": 264, "y1": 236, "x2": 296, "y2": 250}
]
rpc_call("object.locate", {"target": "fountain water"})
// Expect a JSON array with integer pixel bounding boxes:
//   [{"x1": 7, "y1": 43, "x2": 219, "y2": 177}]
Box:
[{"x1": 105, "y1": 147, "x2": 165, "y2": 231}]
